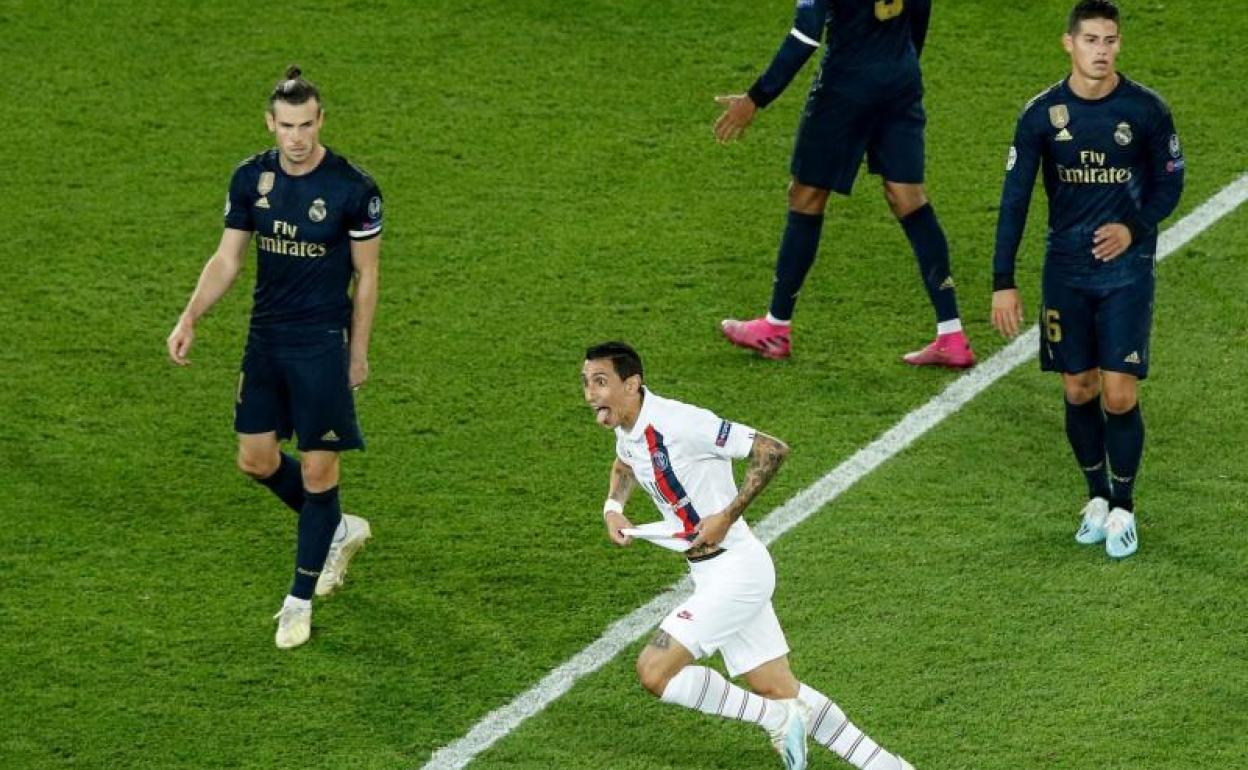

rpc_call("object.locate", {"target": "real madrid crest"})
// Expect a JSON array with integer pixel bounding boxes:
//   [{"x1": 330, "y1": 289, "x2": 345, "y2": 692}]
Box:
[
  {"x1": 309, "y1": 198, "x2": 327, "y2": 223},
  {"x1": 1048, "y1": 105, "x2": 1070, "y2": 129},
  {"x1": 1114, "y1": 121, "x2": 1133, "y2": 146},
  {"x1": 367, "y1": 196, "x2": 382, "y2": 220},
  {"x1": 257, "y1": 171, "x2": 275, "y2": 196}
]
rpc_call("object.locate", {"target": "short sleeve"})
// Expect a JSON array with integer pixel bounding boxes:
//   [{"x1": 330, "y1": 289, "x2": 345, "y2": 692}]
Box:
[
  {"x1": 348, "y1": 179, "x2": 383, "y2": 241},
  {"x1": 684, "y1": 405, "x2": 757, "y2": 460},
  {"x1": 223, "y1": 163, "x2": 255, "y2": 232}
]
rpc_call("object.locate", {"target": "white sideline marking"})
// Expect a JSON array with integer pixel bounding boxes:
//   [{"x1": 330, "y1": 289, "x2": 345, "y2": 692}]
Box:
[{"x1": 423, "y1": 173, "x2": 1248, "y2": 770}]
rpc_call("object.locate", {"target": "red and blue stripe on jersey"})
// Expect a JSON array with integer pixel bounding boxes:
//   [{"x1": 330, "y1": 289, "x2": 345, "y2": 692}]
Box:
[{"x1": 643, "y1": 425, "x2": 700, "y2": 536}]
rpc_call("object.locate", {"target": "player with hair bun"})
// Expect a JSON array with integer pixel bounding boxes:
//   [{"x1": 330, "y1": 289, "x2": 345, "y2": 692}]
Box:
[{"x1": 167, "y1": 66, "x2": 384, "y2": 648}]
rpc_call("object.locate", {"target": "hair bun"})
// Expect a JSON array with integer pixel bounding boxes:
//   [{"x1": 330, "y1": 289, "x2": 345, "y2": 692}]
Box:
[{"x1": 284, "y1": 65, "x2": 302, "y2": 80}]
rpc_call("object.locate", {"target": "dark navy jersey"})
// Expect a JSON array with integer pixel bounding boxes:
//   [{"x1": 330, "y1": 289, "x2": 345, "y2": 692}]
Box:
[
  {"x1": 993, "y1": 76, "x2": 1184, "y2": 290},
  {"x1": 749, "y1": 0, "x2": 929, "y2": 109},
  {"x1": 224, "y1": 148, "x2": 383, "y2": 343}
]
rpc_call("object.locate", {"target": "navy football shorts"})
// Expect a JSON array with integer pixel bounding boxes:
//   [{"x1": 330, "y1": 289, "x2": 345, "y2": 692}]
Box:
[
  {"x1": 1039, "y1": 268, "x2": 1154, "y2": 380},
  {"x1": 234, "y1": 331, "x2": 364, "y2": 452},
  {"x1": 790, "y1": 86, "x2": 926, "y2": 195}
]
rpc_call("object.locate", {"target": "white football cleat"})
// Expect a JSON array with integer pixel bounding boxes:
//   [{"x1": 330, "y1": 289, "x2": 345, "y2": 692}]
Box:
[
  {"x1": 1104, "y1": 507, "x2": 1139, "y2": 559},
  {"x1": 767, "y1": 698, "x2": 809, "y2": 770},
  {"x1": 1075, "y1": 497, "x2": 1110, "y2": 544},
  {"x1": 274, "y1": 603, "x2": 312, "y2": 649},
  {"x1": 316, "y1": 513, "x2": 372, "y2": 597}
]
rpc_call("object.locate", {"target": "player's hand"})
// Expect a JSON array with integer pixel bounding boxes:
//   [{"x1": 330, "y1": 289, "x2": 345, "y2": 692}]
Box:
[
  {"x1": 604, "y1": 511, "x2": 633, "y2": 546},
  {"x1": 349, "y1": 355, "x2": 369, "y2": 390},
  {"x1": 688, "y1": 512, "x2": 731, "y2": 551},
  {"x1": 991, "y1": 289, "x2": 1025, "y2": 338},
  {"x1": 167, "y1": 317, "x2": 195, "y2": 366},
  {"x1": 713, "y1": 94, "x2": 757, "y2": 144},
  {"x1": 1093, "y1": 223, "x2": 1132, "y2": 261}
]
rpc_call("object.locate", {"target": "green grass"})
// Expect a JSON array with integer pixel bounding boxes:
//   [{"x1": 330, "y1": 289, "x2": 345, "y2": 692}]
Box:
[{"x1": 1, "y1": 1, "x2": 1246, "y2": 768}]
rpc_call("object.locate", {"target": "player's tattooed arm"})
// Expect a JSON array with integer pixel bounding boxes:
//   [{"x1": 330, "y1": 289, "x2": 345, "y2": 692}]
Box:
[
  {"x1": 604, "y1": 458, "x2": 637, "y2": 546},
  {"x1": 607, "y1": 457, "x2": 637, "y2": 506},
  {"x1": 724, "y1": 432, "x2": 790, "y2": 522}
]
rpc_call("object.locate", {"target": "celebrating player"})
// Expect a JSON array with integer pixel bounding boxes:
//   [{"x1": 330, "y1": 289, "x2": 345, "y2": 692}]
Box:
[
  {"x1": 715, "y1": 0, "x2": 973, "y2": 367},
  {"x1": 582, "y1": 342, "x2": 913, "y2": 770},
  {"x1": 167, "y1": 66, "x2": 383, "y2": 647},
  {"x1": 990, "y1": 1, "x2": 1184, "y2": 558}
]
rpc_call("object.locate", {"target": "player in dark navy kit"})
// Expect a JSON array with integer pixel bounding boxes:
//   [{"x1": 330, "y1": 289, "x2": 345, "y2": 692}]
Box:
[
  {"x1": 991, "y1": 1, "x2": 1184, "y2": 559},
  {"x1": 716, "y1": 0, "x2": 974, "y2": 368},
  {"x1": 167, "y1": 67, "x2": 383, "y2": 647}
]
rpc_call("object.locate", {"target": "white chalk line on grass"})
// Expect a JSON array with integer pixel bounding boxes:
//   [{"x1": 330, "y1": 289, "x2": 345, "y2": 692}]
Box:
[{"x1": 423, "y1": 173, "x2": 1248, "y2": 770}]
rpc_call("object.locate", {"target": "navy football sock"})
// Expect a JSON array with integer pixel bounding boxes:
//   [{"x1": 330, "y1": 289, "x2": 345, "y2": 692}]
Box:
[
  {"x1": 767, "y1": 210, "x2": 825, "y2": 322},
  {"x1": 257, "y1": 452, "x2": 305, "y2": 513},
  {"x1": 1065, "y1": 398, "x2": 1111, "y2": 500},
  {"x1": 900, "y1": 203, "x2": 961, "y2": 324},
  {"x1": 1105, "y1": 404, "x2": 1145, "y2": 511},
  {"x1": 291, "y1": 486, "x2": 343, "y2": 600}
]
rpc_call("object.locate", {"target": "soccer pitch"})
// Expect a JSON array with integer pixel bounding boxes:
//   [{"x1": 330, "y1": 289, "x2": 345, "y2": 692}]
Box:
[{"x1": 2, "y1": 2, "x2": 1246, "y2": 769}]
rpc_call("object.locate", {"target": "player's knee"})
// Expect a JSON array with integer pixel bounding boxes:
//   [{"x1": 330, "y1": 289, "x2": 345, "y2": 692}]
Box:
[
  {"x1": 1063, "y1": 380, "x2": 1100, "y2": 405},
  {"x1": 883, "y1": 182, "x2": 926, "y2": 218},
  {"x1": 236, "y1": 447, "x2": 279, "y2": 479},
  {"x1": 1102, "y1": 389, "x2": 1138, "y2": 414},
  {"x1": 635, "y1": 655, "x2": 672, "y2": 697},
  {"x1": 787, "y1": 182, "x2": 828, "y2": 215},
  {"x1": 300, "y1": 460, "x2": 339, "y2": 493}
]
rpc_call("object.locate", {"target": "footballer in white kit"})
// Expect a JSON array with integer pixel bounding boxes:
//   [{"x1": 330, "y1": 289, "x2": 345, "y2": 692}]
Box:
[{"x1": 582, "y1": 342, "x2": 914, "y2": 770}]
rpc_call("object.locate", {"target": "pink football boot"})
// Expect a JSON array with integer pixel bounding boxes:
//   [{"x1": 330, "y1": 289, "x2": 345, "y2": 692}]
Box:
[
  {"x1": 720, "y1": 317, "x2": 791, "y2": 360},
  {"x1": 902, "y1": 330, "x2": 975, "y2": 369}
]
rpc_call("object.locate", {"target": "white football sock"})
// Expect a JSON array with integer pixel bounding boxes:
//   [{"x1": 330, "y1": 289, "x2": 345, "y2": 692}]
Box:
[
  {"x1": 798, "y1": 683, "x2": 903, "y2": 769},
  {"x1": 936, "y1": 318, "x2": 963, "y2": 335},
  {"x1": 283, "y1": 595, "x2": 312, "y2": 610},
  {"x1": 765, "y1": 313, "x2": 792, "y2": 327},
  {"x1": 661, "y1": 666, "x2": 786, "y2": 732}
]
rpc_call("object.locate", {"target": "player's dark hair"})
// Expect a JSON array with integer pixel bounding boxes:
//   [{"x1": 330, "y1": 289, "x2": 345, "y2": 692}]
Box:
[
  {"x1": 585, "y1": 341, "x2": 644, "y2": 384},
  {"x1": 268, "y1": 65, "x2": 322, "y2": 112},
  {"x1": 1067, "y1": 0, "x2": 1119, "y2": 34}
]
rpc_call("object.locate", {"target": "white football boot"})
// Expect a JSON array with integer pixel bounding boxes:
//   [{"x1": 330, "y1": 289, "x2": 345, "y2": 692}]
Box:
[
  {"x1": 316, "y1": 513, "x2": 372, "y2": 597},
  {"x1": 273, "y1": 603, "x2": 312, "y2": 649},
  {"x1": 1074, "y1": 497, "x2": 1110, "y2": 544},
  {"x1": 767, "y1": 698, "x2": 809, "y2": 770},
  {"x1": 1104, "y1": 507, "x2": 1139, "y2": 559}
]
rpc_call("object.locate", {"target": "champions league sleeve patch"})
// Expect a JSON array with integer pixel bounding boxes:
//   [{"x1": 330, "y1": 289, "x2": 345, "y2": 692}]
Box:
[{"x1": 715, "y1": 420, "x2": 732, "y2": 448}]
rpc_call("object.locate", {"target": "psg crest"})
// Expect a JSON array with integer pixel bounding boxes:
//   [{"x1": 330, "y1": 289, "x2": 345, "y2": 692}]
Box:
[
  {"x1": 1114, "y1": 122, "x2": 1133, "y2": 146},
  {"x1": 309, "y1": 198, "x2": 327, "y2": 223}
]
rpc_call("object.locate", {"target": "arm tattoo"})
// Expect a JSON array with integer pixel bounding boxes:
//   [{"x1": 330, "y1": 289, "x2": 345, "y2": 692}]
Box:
[
  {"x1": 608, "y1": 458, "x2": 636, "y2": 504},
  {"x1": 724, "y1": 432, "x2": 789, "y2": 522},
  {"x1": 648, "y1": 629, "x2": 672, "y2": 650}
]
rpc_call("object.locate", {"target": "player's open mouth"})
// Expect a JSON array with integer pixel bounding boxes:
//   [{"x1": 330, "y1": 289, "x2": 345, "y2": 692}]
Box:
[{"x1": 593, "y1": 406, "x2": 611, "y2": 426}]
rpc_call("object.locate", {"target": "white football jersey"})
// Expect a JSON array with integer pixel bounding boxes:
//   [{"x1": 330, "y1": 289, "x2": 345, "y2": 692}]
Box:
[{"x1": 615, "y1": 390, "x2": 760, "y2": 551}]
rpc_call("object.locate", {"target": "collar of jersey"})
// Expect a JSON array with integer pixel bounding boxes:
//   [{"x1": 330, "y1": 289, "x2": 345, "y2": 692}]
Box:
[
  {"x1": 620, "y1": 388, "x2": 656, "y2": 440},
  {"x1": 1062, "y1": 73, "x2": 1128, "y2": 106}
]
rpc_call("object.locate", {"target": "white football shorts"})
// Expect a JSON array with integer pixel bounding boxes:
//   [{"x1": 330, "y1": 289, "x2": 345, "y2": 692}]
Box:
[{"x1": 659, "y1": 535, "x2": 790, "y2": 677}]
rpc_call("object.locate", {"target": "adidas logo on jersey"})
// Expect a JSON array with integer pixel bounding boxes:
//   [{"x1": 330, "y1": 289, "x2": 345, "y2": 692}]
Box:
[
  {"x1": 1123, "y1": 351, "x2": 1141, "y2": 364},
  {"x1": 255, "y1": 196, "x2": 270, "y2": 209},
  {"x1": 939, "y1": 276, "x2": 956, "y2": 290},
  {"x1": 1055, "y1": 128, "x2": 1073, "y2": 141},
  {"x1": 321, "y1": 430, "x2": 340, "y2": 442}
]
